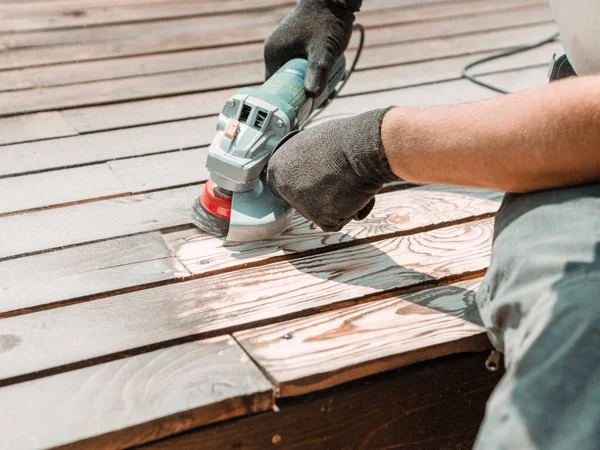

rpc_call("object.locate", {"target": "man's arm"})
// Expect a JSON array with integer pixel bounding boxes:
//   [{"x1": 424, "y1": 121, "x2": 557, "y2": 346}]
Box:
[{"x1": 382, "y1": 75, "x2": 600, "y2": 193}]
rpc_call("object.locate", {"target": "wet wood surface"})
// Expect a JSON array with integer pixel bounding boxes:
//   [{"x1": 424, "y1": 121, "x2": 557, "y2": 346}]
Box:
[{"x1": 0, "y1": 0, "x2": 555, "y2": 447}]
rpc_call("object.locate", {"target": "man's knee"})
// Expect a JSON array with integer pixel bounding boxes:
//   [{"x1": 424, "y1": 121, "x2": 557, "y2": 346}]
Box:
[{"x1": 476, "y1": 184, "x2": 600, "y2": 357}]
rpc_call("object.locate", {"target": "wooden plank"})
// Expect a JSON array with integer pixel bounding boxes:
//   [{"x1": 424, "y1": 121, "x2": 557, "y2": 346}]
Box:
[
  {"x1": 0, "y1": 51, "x2": 527, "y2": 162},
  {"x1": 166, "y1": 186, "x2": 502, "y2": 275},
  {"x1": 343, "y1": 41, "x2": 560, "y2": 96},
  {"x1": 0, "y1": 0, "x2": 545, "y2": 69},
  {"x1": 0, "y1": 0, "x2": 283, "y2": 15},
  {"x1": 0, "y1": 185, "x2": 198, "y2": 259},
  {"x1": 0, "y1": 78, "x2": 499, "y2": 257},
  {"x1": 0, "y1": 232, "x2": 188, "y2": 316},
  {"x1": 0, "y1": 5, "x2": 553, "y2": 91},
  {"x1": 0, "y1": 23, "x2": 557, "y2": 117},
  {"x1": 0, "y1": 336, "x2": 274, "y2": 449},
  {"x1": 0, "y1": 112, "x2": 77, "y2": 146},
  {"x1": 477, "y1": 65, "x2": 550, "y2": 92},
  {"x1": 60, "y1": 76, "x2": 494, "y2": 134},
  {"x1": 107, "y1": 148, "x2": 209, "y2": 193},
  {"x1": 234, "y1": 279, "x2": 489, "y2": 397},
  {"x1": 0, "y1": 117, "x2": 213, "y2": 177},
  {"x1": 0, "y1": 164, "x2": 126, "y2": 215},
  {"x1": 1, "y1": 186, "x2": 501, "y2": 316},
  {"x1": 0, "y1": 0, "x2": 467, "y2": 50},
  {"x1": 0, "y1": 0, "x2": 294, "y2": 32},
  {"x1": 0, "y1": 219, "x2": 494, "y2": 385},
  {"x1": 143, "y1": 351, "x2": 502, "y2": 450}
]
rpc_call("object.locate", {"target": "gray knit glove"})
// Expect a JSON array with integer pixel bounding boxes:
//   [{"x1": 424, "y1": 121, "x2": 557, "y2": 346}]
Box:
[
  {"x1": 264, "y1": 0, "x2": 361, "y2": 98},
  {"x1": 266, "y1": 108, "x2": 398, "y2": 232}
]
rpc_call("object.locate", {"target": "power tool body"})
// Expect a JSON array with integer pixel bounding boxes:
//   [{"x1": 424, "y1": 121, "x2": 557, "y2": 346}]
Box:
[{"x1": 191, "y1": 56, "x2": 347, "y2": 241}]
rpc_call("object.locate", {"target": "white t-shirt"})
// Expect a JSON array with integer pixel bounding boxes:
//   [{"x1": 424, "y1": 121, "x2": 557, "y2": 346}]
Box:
[{"x1": 549, "y1": 0, "x2": 600, "y2": 75}]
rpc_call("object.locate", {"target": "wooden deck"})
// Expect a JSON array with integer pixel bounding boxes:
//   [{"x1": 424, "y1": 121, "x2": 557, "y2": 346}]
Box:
[{"x1": 0, "y1": 0, "x2": 557, "y2": 448}]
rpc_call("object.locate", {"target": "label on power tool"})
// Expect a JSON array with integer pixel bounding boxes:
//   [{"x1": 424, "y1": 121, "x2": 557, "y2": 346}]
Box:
[{"x1": 297, "y1": 98, "x2": 314, "y2": 125}]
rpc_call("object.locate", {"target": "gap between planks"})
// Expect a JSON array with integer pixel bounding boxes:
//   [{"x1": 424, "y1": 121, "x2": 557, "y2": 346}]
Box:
[
  {"x1": 0, "y1": 185, "x2": 501, "y2": 318},
  {"x1": 0, "y1": 217, "x2": 496, "y2": 387}
]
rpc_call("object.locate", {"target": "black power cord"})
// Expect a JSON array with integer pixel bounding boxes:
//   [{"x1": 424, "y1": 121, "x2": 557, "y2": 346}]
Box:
[{"x1": 462, "y1": 31, "x2": 560, "y2": 94}]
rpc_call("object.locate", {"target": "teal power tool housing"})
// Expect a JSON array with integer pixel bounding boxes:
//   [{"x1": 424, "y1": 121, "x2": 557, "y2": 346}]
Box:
[{"x1": 192, "y1": 56, "x2": 347, "y2": 241}]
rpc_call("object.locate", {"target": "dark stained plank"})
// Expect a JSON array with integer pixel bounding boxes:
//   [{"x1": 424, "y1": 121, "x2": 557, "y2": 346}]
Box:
[
  {"x1": 0, "y1": 163, "x2": 125, "y2": 215},
  {"x1": 0, "y1": 185, "x2": 198, "y2": 259},
  {"x1": 0, "y1": 112, "x2": 77, "y2": 146},
  {"x1": 0, "y1": 117, "x2": 212, "y2": 177},
  {"x1": 234, "y1": 278, "x2": 489, "y2": 397},
  {"x1": 143, "y1": 351, "x2": 503, "y2": 450},
  {"x1": 0, "y1": 23, "x2": 556, "y2": 117},
  {"x1": 0, "y1": 78, "x2": 498, "y2": 258},
  {"x1": 0, "y1": 0, "x2": 293, "y2": 32},
  {"x1": 0, "y1": 336, "x2": 274, "y2": 449},
  {"x1": 0, "y1": 0, "x2": 499, "y2": 52},
  {"x1": 0, "y1": 219, "x2": 494, "y2": 385},
  {"x1": 107, "y1": 148, "x2": 209, "y2": 193},
  {"x1": 60, "y1": 77, "x2": 493, "y2": 134},
  {"x1": 165, "y1": 186, "x2": 502, "y2": 275},
  {"x1": 0, "y1": 0, "x2": 545, "y2": 69},
  {"x1": 0, "y1": 232, "x2": 188, "y2": 316},
  {"x1": 0, "y1": 5, "x2": 553, "y2": 91}
]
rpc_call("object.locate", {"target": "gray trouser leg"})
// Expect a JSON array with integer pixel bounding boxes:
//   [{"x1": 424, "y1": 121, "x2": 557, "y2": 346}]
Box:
[{"x1": 473, "y1": 184, "x2": 600, "y2": 450}]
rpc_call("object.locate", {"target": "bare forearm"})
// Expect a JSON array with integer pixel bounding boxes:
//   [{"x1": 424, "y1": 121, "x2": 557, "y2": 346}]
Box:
[{"x1": 382, "y1": 75, "x2": 600, "y2": 192}]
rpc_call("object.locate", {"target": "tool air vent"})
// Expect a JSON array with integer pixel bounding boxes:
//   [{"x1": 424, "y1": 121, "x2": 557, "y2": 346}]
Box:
[{"x1": 254, "y1": 110, "x2": 268, "y2": 129}]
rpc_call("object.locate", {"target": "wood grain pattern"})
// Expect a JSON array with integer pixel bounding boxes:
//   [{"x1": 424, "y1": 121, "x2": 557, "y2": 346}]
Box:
[
  {"x1": 0, "y1": 0, "x2": 293, "y2": 32},
  {"x1": 60, "y1": 75, "x2": 494, "y2": 135},
  {"x1": 0, "y1": 117, "x2": 213, "y2": 177},
  {"x1": 0, "y1": 112, "x2": 77, "y2": 146},
  {"x1": 234, "y1": 278, "x2": 489, "y2": 397},
  {"x1": 0, "y1": 336, "x2": 274, "y2": 449},
  {"x1": 166, "y1": 186, "x2": 502, "y2": 275},
  {"x1": 0, "y1": 219, "x2": 494, "y2": 384},
  {"x1": 0, "y1": 5, "x2": 553, "y2": 92},
  {"x1": 0, "y1": 232, "x2": 188, "y2": 316},
  {"x1": 0, "y1": 186, "x2": 499, "y2": 316},
  {"x1": 0, "y1": 163, "x2": 126, "y2": 215},
  {"x1": 0, "y1": 23, "x2": 556, "y2": 117},
  {"x1": 144, "y1": 351, "x2": 502, "y2": 450},
  {"x1": 0, "y1": 0, "x2": 544, "y2": 70},
  {"x1": 107, "y1": 148, "x2": 209, "y2": 193},
  {"x1": 0, "y1": 185, "x2": 198, "y2": 259}
]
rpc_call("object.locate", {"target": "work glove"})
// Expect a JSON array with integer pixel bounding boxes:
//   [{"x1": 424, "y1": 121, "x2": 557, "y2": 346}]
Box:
[
  {"x1": 264, "y1": 0, "x2": 362, "y2": 98},
  {"x1": 267, "y1": 108, "x2": 399, "y2": 232}
]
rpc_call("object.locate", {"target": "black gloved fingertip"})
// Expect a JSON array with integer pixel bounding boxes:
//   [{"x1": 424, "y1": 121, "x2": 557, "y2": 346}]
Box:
[{"x1": 354, "y1": 198, "x2": 376, "y2": 221}]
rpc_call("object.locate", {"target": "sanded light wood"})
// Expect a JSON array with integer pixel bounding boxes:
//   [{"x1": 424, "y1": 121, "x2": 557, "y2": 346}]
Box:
[
  {"x1": 1, "y1": 186, "x2": 499, "y2": 316},
  {"x1": 0, "y1": 163, "x2": 126, "y2": 215},
  {"x1": 0, "y1": 336, "x2": 274, "y2": 449},
  {"x1": 234, "y1": 278, "x2": 489, "y2": 397},
  {"x1": 0, "y1": 117, "x2": 213, "y2": 177},
  {"x1": 0, "y1": 112, "x2": 77, "y2": 146},
  {"x1": 0, "y1": 23, "x2": 555, "y2": 117},
  {"x1": 0, "y1": 219, "x2": 493, "y2": 384},
  {"x1": 0, "y1": 232, "x2": 188, "y2": 316},
  {"x1": 166, "y1": 186, "x2": 502, "y2": 275},
  {"x1": 478, "y1": 65, "x2": 550, "y2": 92},
  {"x1": 0, "y1": 5, "x2": 553, "y2": 92}
]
